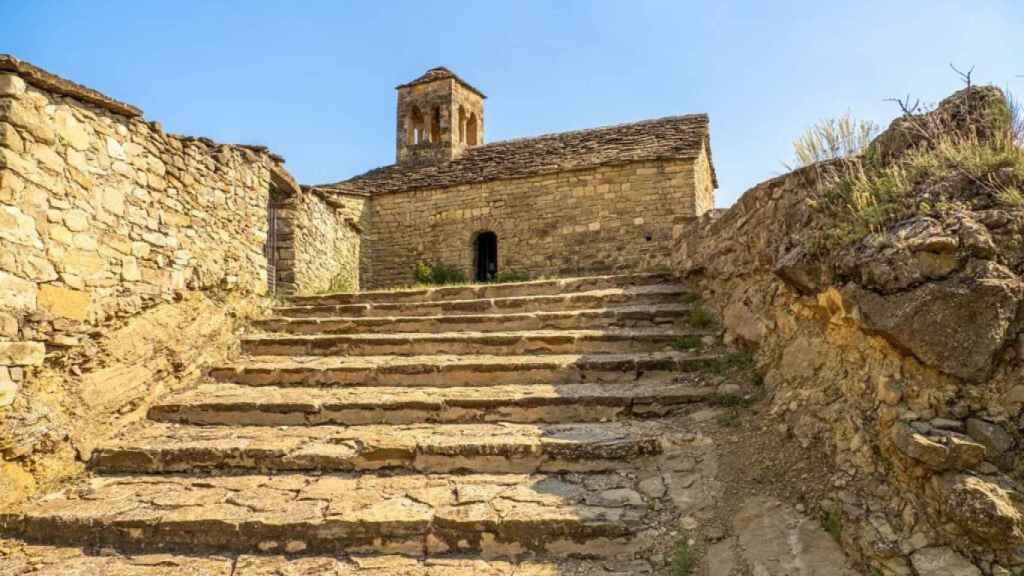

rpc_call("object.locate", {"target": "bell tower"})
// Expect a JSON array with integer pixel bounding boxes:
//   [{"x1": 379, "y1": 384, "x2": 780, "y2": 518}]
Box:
[{"x1": 395, "y1": 67, "x2": 485, "y2": 166}]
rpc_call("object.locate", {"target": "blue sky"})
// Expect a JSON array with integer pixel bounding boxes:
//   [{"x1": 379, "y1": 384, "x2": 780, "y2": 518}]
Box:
[{"x1": 2, "y1": 1, "x2": 1021, "y2": 205}]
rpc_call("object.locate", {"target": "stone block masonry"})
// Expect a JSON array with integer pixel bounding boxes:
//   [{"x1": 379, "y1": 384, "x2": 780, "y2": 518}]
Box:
[
  {"x1": 0, "y1": 54, "x2": 284, "y2": 371},
  {"x1": 0, "y1": 54, "x2": 300, "y2": 507},
  {"x1": 269, "y1": 187, "x2": 369, "y2": 295},
  {"x1": 324, "y1": 68, "x2": 717, "y2": 289},
  {"x1": 364, "y1": 155, "x2": 711, "y2": 288}
]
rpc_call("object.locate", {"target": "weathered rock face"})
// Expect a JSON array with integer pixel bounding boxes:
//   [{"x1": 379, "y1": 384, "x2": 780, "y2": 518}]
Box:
[
  {"x1": 840, "y1": 262, "x2": 1020, "y2": 383},
  {"x1": 0, "y1": 56, "x2": 293, "y2": 506},
  {"x1": 675, "y1": 87, "x2": 1024, "y2": 574},
  {"x1": 927, "y1": 473, "x2": 1024, "y2": 549}
]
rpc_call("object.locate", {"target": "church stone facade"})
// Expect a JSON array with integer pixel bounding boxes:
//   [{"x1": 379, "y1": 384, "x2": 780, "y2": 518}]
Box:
[{"x1": 302, "y1": 67, "x2": 718, "y2": 290}]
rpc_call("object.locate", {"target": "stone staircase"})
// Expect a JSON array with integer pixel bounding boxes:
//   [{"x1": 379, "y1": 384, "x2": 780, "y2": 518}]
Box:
[{"x1": 0, "y1": 273, "x2": 727, "y2": 574}]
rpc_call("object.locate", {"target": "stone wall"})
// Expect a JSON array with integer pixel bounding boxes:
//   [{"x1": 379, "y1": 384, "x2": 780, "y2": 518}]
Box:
[
  {"x1": 0, "y1": 56, "x2": 291, "y2": 505},
  {"x1": 674, "y1": 90, "x2": 1024, "y2": 574},
  {"x1": 366, "y1": 154, "x2": 709, "y2": 288},
  {"x1": 270, "y1": 188, "x2": 369, "y2": 294}
]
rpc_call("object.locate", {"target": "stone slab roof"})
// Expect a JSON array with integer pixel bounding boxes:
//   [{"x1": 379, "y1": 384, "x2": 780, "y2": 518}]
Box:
[
  {"x1": 396, "y1": 66, "x2": 486, "y2": 98},
  {"x1": 323, "y1": 114, "x2": 716, "y2": 195}
]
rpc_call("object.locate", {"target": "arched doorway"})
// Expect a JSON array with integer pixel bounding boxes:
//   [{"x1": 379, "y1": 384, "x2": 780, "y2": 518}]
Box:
[{"x1": 474, "y1": 231, "x2": 497, "y2": 282}]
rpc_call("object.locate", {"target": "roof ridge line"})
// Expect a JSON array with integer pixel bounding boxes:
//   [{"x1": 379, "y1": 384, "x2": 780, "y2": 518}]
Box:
[{"x1": 474, "y1": 114, "x2": 708, "y2": 149}]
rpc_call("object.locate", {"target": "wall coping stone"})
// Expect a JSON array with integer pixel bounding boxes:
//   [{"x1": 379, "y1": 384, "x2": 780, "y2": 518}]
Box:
[{"x1": 0, "y1": 53, "x2": 288, "y2": 165}]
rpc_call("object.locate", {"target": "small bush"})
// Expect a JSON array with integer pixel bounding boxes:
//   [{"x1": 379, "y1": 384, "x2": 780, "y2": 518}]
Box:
[
  {"x1": 493, "y1": 270, "x2": 530, "y2": 283},
  {"x1": 791, "y1": 114, "x2": 879, "y2": 168},
  {"x1": 414, "y1": 262, "x2": 433, "y2": 285},
  {"x1": 670, "y1": 536, "x2": 693, "y2": 576},
  {"x1": 414, "y1": 262, "x2": 468, "y2": 286}
]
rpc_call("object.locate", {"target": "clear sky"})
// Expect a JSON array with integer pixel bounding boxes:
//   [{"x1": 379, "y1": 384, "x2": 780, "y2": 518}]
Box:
[{"x1": 2, "y1": 1, "x2": 1021, "y2": 205}]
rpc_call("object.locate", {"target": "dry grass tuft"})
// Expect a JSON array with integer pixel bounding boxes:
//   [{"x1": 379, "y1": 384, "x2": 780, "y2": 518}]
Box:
[
  {"x1": 804, "y1": 88, "x2": 1024, "y2": 254},
  {"x1": 791, "y1": 113, "x2": 879, "y2": 168}
]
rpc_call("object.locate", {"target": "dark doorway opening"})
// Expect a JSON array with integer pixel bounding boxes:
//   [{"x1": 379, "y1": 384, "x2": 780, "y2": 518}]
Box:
[{"x1": 474, "y1": 231, "x2": 497, "y2": 282}]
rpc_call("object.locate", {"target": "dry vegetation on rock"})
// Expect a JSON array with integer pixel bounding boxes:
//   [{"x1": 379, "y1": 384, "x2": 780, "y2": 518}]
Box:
[{"x1": 677, "y1": 82, "x2": 1024, "y2": 575}]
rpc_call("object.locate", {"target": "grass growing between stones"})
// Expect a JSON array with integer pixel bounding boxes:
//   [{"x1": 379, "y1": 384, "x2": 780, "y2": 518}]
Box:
[
  {"x1": 679, "y1": 292, "x2": 701, "y2": 304},
  {"x1": 671, "y1": 335, "x2": 703, "y2": 351},
  {"x1": 711, "y1": 387, "x2": 764, "y2": 427},
  {"x1": 805, "y1": 87, "x2": 1024, "y2": 256},
  {"x1": 814, "y1": 131, "x2": 1024, "y2": 251},
  {"x1": 493, "y1": 270, "x2": 530, "y2": 283},
  {"x1": 670, "y1": 536, "x2": 694, "y2": 576},
  {"x1": 821, "y1": 509, "x2": 842, "y2": 542},
  {"x1": 705, "y1": 351, "x2": 756, "y2": 376},
  {"x1": 688, "y1": 305, "x2": 717, "y2": 329},
  {"x1": 312, "y1": 272, "x2": 357, "y2": 295}
]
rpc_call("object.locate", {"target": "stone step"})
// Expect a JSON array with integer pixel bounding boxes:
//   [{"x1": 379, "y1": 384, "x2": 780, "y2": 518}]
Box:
[
  {"x1": 240, "y1": 329, "x2": 709, "y2": 357},
  {"x1": 0, "y1": 545, "x2": 654, "y2": 575},
  {"x1": 274, "y1": 284, "x2": 688, "y2": 319},
  {"x1": 1, "y1": 472, "x2": 655, "y2": 556},
  {"x1": 253, "y1": 304, "x2": 693, "y2": 335},
  {"x1": 90, "y1": 422, "x2": 663, "y2": 474},
  {"x1": 210, "y1": 352, "x2": 720, "y2": 388},
  {"x1": 287, "y1": 272, "x2": 675, "y2": 306},
  {"x1": 149, "y1": 380, "x2": 714, "y2": 426}
]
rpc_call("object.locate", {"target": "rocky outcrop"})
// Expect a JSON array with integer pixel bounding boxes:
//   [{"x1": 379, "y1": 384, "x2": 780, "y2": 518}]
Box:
[
  {"x1": 675, "y1": 86, "x2": 1024, "y2": 574},
  {"x1": 840, "y1": 261, "x2": 1020, "y2": 383}
]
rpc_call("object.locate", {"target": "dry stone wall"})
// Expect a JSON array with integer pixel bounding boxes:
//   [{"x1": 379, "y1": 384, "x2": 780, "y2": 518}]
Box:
[
  {"x1": 366, "y1": 155, "x2": 709, "y2": 288},
  {"x1": 270, "y1": 188, "x2": 368, "y2": 294},
  {"x1": 0, "y1": 57, "x2": 293, "y2": 506},
  {"x1": 675, "y1": 92, "x2": 1024, "y2": 575}
]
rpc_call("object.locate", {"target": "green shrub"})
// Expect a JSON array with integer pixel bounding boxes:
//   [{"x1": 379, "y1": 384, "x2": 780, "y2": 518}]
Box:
[
  {"x1": 431, "y1": 263, "x2": 467, "y2": 285},
  {"x1": 413, "y1": 262, "x2": 468, "y2": 286},
  {"x1": 493, "y1": 270, "x2": 530, "y2": 283},
  {"x1": 414, "y1": 262, "x2": 433, "y2": 285}
]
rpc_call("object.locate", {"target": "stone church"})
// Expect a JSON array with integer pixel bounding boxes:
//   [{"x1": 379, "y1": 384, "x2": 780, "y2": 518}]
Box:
[{"x1": 272, "y1": 67, "x2": 717, "y2": 291}]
